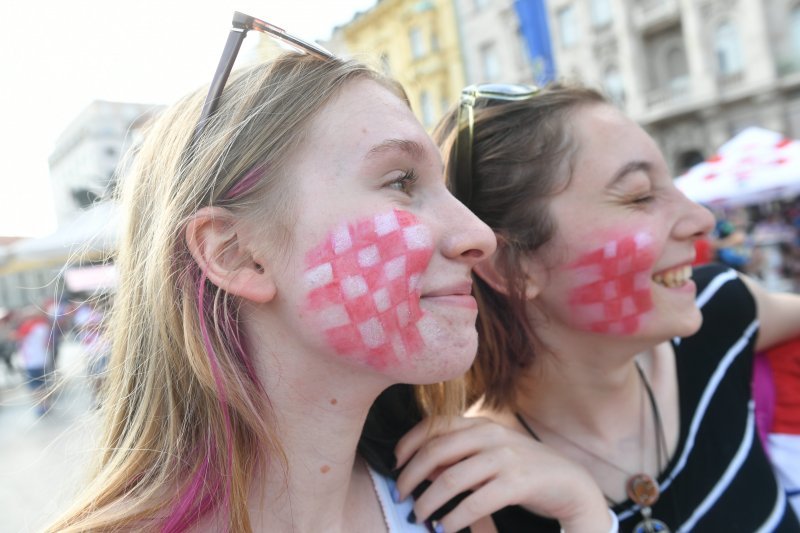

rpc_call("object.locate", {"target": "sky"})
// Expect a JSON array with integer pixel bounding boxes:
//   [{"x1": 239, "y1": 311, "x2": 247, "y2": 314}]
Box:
[{"x1": 0, "y1": 0, "x2": 378, "y2": 237}]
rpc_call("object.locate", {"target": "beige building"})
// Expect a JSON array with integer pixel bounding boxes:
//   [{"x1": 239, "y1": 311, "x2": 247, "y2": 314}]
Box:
[
  {"x1": 547, "y1": 0, "x2": 800, "y2": 175},
  {"x1": 454, "y1": 0, "x2": 537, "y2": 85},
  {"x1": 48, "y1": 101, "x2": 160, "y2": 227},
  {"x1": 326, "y1": 0, "x2": 466, "y2": 129}
]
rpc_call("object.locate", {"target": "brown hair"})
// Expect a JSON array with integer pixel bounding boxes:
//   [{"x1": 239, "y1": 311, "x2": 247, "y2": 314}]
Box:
[{"x1": 433, "y1": 83, "x2": 607, "y2": 410}]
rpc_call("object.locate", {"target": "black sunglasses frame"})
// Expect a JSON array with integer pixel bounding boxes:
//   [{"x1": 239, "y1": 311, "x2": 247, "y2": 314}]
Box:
[
  {"x1": 453, "y1": 84, "x2": 540, "y2": 207},
  {"x1": 193, "y1": 12, "x2": 334, "y2": 143}
]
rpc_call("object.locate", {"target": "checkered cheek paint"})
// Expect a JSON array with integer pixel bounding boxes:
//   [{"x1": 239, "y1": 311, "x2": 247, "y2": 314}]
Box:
[
  {"x1": 302, "y1": 209, "x2": 434, "y2": 369},
  {"x1": 566, "y1": 232, "x2": 656, "y2": 335}
]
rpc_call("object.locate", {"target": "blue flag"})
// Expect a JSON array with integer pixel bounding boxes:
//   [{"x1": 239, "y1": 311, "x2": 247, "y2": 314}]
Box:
[{"x1": 514, "y1": 0, "x2": 556, "y2": 84}]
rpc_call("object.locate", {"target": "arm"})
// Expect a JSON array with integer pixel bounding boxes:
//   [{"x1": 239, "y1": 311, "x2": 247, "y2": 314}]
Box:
[
  {"x1": 394, "y1": 416, "x2": 613, "y2": 533},
  {"x1": 739, "y1": 273, "x2": 800, "y2": 352}
]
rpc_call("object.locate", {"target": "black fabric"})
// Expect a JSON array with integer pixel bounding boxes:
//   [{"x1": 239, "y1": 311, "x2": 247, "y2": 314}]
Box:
[
  {"x1": 360, "y1": 384, "x2": 470, "y2": 531},
  {"x1": 360, "y1": 384, "x2": 422, "y2": 477},
  {"x1": 493, "y1": 264, "x2": 800, "y2": 532}
]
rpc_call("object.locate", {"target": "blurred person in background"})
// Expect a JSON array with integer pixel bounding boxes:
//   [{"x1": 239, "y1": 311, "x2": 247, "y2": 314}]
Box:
[
  {"x1": 73, "y1": 298, "x2": 111, "y2": 405},
  {"x1": 0, "y1": 308, "x2": 17, "y2": 381},
  {"x1": 712, "y1": 217, "x2": 752, "y2": 273},
  {"x1": 43, "y1": 296, "x2": 68, "y2": 373},
  {"x1": 753, "y1": 336, "x2": 800, "y2": 517},
  {"x1": 15, "y1": 305, "x2": 53, "y2": 416}
]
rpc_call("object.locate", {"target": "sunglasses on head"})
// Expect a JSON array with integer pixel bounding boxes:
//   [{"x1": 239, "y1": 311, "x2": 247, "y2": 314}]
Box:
[
  {"x1": 192, "y1": 12, "x2": 334, "y2": 145},
  {"x1": 453, "y1": 83, "x2": 540, "y2": 208}
]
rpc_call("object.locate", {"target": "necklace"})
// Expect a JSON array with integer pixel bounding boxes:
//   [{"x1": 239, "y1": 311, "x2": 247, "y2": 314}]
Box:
[{"x1": 516, "y1": 363, "x2": 671, "y2": 533}]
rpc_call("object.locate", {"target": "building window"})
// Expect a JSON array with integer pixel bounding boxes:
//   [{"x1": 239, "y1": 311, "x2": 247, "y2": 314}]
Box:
[
  {"x1": 480, "y1": 42, "x2": 500, "y2": 81},
  {"x1": 558, "y1": 5, "x2": 578, "y2": 48},
  {"x1": 665, "y1": 45, "x2": 689, "y2": 92},
  {"x1": 792, "y1": 6, "x2": 800, "y2": 60},
  {"x1": 715, "y1": 21, "x2": 743, "y2": 76},
  {"x1": 431, "y1": 31, "x2": 440, "y2": 52},
  {"x1": 409, "y1": 27, "x2": 425, "y2": 59},
  {"x1": 590, "y1": 0, "x2": 612, "y2": 28},
  {"x1": 420, "y1": 90, "x2": 435, "y2": 128},
  {"x1": 603, "y1": 67, "x2": 625, "y2": 105}
]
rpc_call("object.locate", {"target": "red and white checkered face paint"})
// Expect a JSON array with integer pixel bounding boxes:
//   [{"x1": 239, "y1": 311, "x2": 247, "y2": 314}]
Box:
[
  {"x1": 303, "y1": 209, "x2": 434, "y2": 369},
  {"x1": 566, "y1": 232, "x2": 656, "y2": 335}
]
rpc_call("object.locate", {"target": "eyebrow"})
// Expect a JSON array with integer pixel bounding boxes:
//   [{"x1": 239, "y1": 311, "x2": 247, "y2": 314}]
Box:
[
  {"x1": 607, "y1": 160, "x2": 652, "y2": 188},
  {"x1": 365, "y1": 139, "x2": 427, "y2": 161}
]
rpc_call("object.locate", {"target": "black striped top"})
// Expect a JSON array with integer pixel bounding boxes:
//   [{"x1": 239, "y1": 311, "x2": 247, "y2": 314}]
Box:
[{"x1": 493, "y1": 264, "x2": 800, "y2": 532}]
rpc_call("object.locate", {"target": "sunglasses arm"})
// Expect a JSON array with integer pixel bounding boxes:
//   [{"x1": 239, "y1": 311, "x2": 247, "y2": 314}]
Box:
[{"x1": 195, "y1": 27, "x2": 248, "y2": 138}]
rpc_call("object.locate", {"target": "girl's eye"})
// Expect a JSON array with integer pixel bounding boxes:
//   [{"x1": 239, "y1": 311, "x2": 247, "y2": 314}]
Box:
[
  {"x1": 632, "y1": 194, "x2": 655, "y2": 205},
  {"x1": 386, "y1": 170, "x2": 418, "y2": 195}
]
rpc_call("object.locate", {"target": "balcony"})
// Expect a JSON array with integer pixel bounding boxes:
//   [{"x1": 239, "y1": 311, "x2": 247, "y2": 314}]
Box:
[
  {"x1": 717, "y1": 70, "x2": 744, "y2": 90},
  {"x1": 633, "y1": 0, "x2": 680, "y2": 34},
  {"x1": 645, "y1": 75, "x2": 690, "y2": 107}
]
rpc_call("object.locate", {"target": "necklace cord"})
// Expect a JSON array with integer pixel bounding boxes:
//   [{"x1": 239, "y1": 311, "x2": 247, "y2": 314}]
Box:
[{"x1": 514, "y1": 363, "x2": 668, "y2": 506}]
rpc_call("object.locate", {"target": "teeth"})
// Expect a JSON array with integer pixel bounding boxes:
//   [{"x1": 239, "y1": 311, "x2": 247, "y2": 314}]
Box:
[{"x1": 652, "y1": 265, "x2": 692, "y2": 288}]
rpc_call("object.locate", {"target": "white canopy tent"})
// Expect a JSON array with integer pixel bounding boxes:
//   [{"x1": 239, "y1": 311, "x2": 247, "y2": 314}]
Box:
[
  {"x1": 674, "y1": 127, "x2": 800, "y2": 207},
  {"x1": 0, "y1": 202, "x2": 119, "y2": 276}
]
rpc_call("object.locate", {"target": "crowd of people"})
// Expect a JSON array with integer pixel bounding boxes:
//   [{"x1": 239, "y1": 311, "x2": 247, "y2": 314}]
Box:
[
  {"x1": 698, "y1": 201, "x2": 800, "y2": 292},
  {"x1": 0, "y1": 297, "x2": 110, "y2": 415}
]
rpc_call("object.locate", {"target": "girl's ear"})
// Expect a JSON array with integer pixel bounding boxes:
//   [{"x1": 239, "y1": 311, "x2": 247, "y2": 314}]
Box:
[
  {"x1": 185, "y1": 207, "x2": 276, "y2": 303},
  {"x1": 473, "y1": 246, "x2": 544, "y2": 301}
]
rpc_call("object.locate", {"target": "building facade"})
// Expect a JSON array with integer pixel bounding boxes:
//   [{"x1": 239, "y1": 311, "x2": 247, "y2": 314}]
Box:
[
  {"x1": 48, "y1": 100, "x2": 160, "y2": 226},
  {"x1": 0, "y1": 100, "x2": 160, "y2": 310},
  {"x1": 326, "y1": 0, "x2": 466, "y2": 129},
  {"x1": 454, "y1": 0, "x2": 539, "y2": 86},
  {"x1": 547, "y1": 0, "x2": 800, "y2": 174}
]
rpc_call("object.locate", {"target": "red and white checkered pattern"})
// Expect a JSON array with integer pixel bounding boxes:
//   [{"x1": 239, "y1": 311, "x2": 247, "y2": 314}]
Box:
[
  {"x1": 568, "y1": 233, "x2": 654, "y2": 335},
  {"x1": 304, "y1": 209, "x2": 434, "y2": 368}
]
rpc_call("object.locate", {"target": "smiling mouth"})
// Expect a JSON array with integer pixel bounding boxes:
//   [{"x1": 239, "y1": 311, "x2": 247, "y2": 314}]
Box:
[{"x1": 652, "y1": 265, "x2": 692, "y2": 288}]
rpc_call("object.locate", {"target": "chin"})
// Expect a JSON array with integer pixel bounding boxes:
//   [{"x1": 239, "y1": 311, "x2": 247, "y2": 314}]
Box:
[
  {"x1": 659, "y1": 307, "x2": 704, "y2": 340},
  {"x1": 401, "y1": 338, "x2": 478, "y2": 385},
  {"x1": 676, "y1": 313, "x2": 704, "y2": 338}
]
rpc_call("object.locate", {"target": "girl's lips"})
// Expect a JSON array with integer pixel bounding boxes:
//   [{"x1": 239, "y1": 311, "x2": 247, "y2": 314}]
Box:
[
  {"x1": 420, "y1": 281, "x2": 477, "y2": 308},
  {"x1": 420, "y1": 294, "x2": 478, "y2": 309}
]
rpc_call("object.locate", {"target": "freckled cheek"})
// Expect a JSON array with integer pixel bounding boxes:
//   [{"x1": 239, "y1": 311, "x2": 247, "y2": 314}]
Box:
[
  {"x1": 563, "y1": 232, "x2": 657, "y2": 335},
  {"x1": 300, "y1": 209, "x2": 434, "y2": 369}
]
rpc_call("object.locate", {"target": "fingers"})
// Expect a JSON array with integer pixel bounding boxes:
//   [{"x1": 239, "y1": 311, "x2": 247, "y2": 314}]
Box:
[
  {"x1": 395, "y1": 417, "x2": 612, "y2": 531},
  {"x1": 395, "y1": 418, "x2": 507, "y2": 500},
  {"x1": 395, "y1": 416, "x2": 483, "y2": 469},
  {"x1": 409, "y1": 449, "x2": 508, "y2": 523},
  {"x1": 434, "y1": 478, "x2": 516, "y2": 533}
]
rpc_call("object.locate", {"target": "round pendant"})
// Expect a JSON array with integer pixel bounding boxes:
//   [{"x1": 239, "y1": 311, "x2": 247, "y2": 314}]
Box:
[
  {"x1": 626, "y1": 473, "x2": 660, "y2": 507},
  {"x1": 633, "y1": 518, "x2": 670, "y2": 533}
]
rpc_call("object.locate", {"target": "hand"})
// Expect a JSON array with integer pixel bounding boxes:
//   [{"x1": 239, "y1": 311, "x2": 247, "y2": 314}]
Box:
[{"x1": 395, "y1": 416, "x2": 611, "y2": 532}]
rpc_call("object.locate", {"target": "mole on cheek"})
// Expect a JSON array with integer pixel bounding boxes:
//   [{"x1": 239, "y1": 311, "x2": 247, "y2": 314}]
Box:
[
  {"x1": 302, "y1": 209, "x2": 434, "y2": 369},
  {"x1": 330, "y1": 398, "x2": 338, "y2": 405},
  {"x1": 320, "y1": 465, "x2": 331, "y2": 474},
  {"x1": 566, "y1": 232, "x2": 656, "y2": 335}
]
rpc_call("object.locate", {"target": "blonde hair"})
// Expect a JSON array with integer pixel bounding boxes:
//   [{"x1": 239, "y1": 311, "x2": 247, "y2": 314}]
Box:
[{"x1": 49, "y1": 53, "x2": 465, "y2": 532}]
